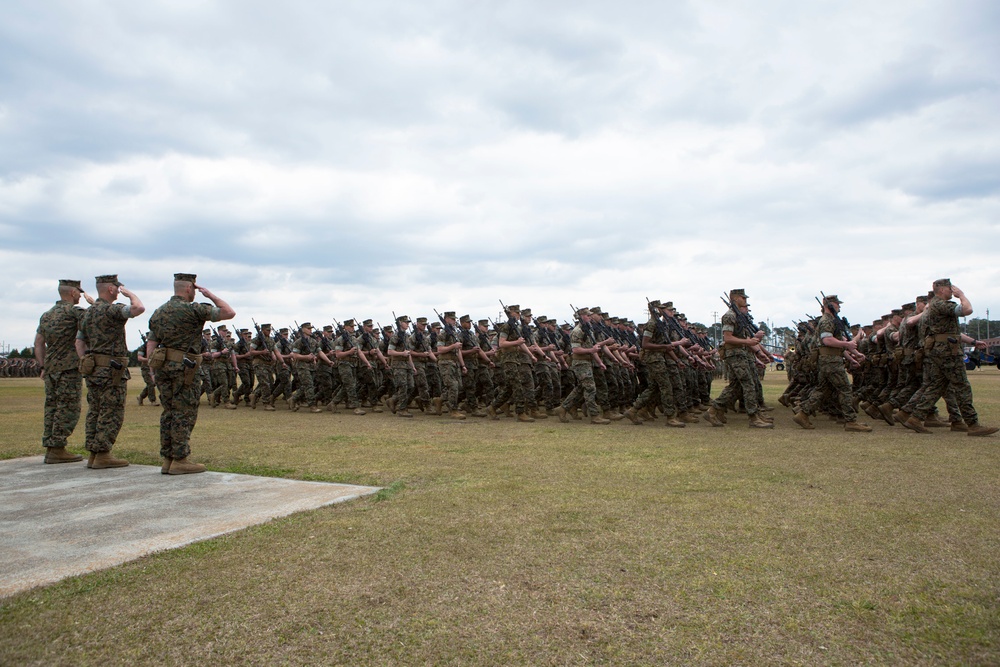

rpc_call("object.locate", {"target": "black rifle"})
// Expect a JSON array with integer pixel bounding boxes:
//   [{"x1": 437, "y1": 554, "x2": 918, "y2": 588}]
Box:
[
  {"x1": 498, "y1": 300, "x2": 522, "y2": 341},
  {"x1": 818, "y1": 292, "x2": 853, "y2": 341},
  {"x1": 720, "y1": 295, "x2": 760, "y2": 337}
]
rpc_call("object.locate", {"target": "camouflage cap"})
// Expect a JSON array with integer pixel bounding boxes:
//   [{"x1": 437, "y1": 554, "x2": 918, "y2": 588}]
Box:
[
  {"x1": 824, "y1": 294, "x2": 843, "y2": 304},
  {"x1": 561, "y1": 323, "x2": 572, "y2": 330},
  {"x1": 933, "y1": 278, "x2": 951, "y2": 288},
  {"x1": 648, "y1": 299, "x2": 662, "y2": 309},
  {"x1": 279, "y1": 328, "x2": 289, "y2": 334},
  {"x1": 342, "y1": 319, "x2": 355, "y2": 328},
  {"x1": 174, "y1": 273, "x2": 197, "y2": 283},
  {"x1": 661, "y1": 301, "x2": 674, "y2": 310},
  {"x1": 416, "y1": 317, "x2": 428, "y2": 325},
  {"x1": 505, "y1": 304, "x2": 520, "y2": 313},
  {"x1": 203, "y1": 328, "x2": 211, "y2": 334},
  {"x1": 240, "y1": 329, "x2": 250, "y2": 334},
  {"x1": 537, "y1": 316, "x2": 549, "y2": 324},
  {"x1": 478, "y1": 319, "x2": 490, "y2": 327},
  {"x1": 609, "y1": 317, "x2": 619, "y2": 324},
  {"x1": 382, "y1": 325, "x2": 393, "y2": 333},
  {"x1": 396, "y1": 315, "x2": 411, "y2": 323},
  {"x1": 521, "y1": 308, "x2": 532, "y2": 317},
  {"x1": 916, "y1": 295, "x2": 929, "y2": 303},
  {"x1": 797, "y1": 322, "x2": 808, "y2": 330},
  {"x1": 902, "y1": 303, "x2": 916, "y2": 311},
  {"x1": 576, "y1": 307, "x2": 590, "y2": 318},
  {"x1": 217, "y1": 324, "x2": 228, "y2": 331},
  {"x1": 323, "y1": 325, "x2": 334, "y2": 332},
  {"x1": 459, "y1": 314, "x2": 472, "y2": 324},
  {"x1": 677, "y1": 313, "x2": 687, "y2": 321},
  {"x1": 96, "y1": 274, "x2": 121, "y2": 286},
  {"x1": 300, "y1": 322, "x2": 313, "y2": 329},
  {"x1": 850, "y1": 323, "x2": 860, "y2": 330},
  {"x1": 729, "y1": 289, "x2": 747, "y2": 298},
  {"x1": 891, "y1": 309, "x2": 903, "y2": 317},
  {"x1": 443, "y1": 311, "x2": 456, "y2": 319},
  {"x1": 589, "y1": 307, "x2": 602, "y2": 315},
  {"x1": 431, "y1": 322, "x2": 442, "y2": 330},
  {"x1": 59, "y1": 279, "x2": 81, "y2": 288},
  {"x1": 872, "y1": 320, "x2": 882, "y2": 327},
  {"x1": 260, "y1": 323, "x2": 272, "y2": 329}
]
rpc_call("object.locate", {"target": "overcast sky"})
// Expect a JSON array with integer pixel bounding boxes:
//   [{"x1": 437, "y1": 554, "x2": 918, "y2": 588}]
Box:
[{"x1": 3, "y1": 0, "x2": 999, "y2": 350}]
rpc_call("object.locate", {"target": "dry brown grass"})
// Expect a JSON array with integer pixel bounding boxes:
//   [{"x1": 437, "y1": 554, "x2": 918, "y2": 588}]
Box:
[{"x1": 1, "y1": 370, "x2": 999, "y2": 665}]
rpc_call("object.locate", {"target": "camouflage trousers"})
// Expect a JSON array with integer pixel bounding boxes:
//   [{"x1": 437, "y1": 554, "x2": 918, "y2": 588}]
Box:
[
  {"x1": 210, "y1": 363, "x2": 232, "y2": 404},
  {"x1": 663, "y1": 358, "x2": 687, "y2": 413},
  {"x1": 562, "y1": 361, "x2": 600, "y2": 417},
  {"x1": 314, "y1": 364, "x2": 334, "y2": 405},
  {"x1": 334, "y1": 362, "x2": 361, "y2": 408},
  {"x1": 156, "y1": 365, "x2": 202, "y2": 460},
  {"x1": 799, "y1": 356, "x2": 857, "y2": 422},
  {"x1": 392, "y1": 366, "x2": 415, "y2": 409},
  {"x1": 633, "y1": 358, "x2": 676, "y2": 417},
  {"x1": 234, "y1": 365, "x2": 254, "y2": 403},
  {"x1": 43, "y1": 369, "x2": 82, "y2": 448},
  {"x1": 438, "y1": 359, "x2": 462, "y2": 411},
  {"x1": 462, "y1": 360, "x2": 494, "y2": 411},
  {"x1": 890, "y1": 361, "x2": 921, "y2": 409},
  {"x1": 139, "y1": 364, "x2": 157, "y2": 403},
  {"x1": 592, "y1": 364, "x2": 610, "y2": 410},
  {"x1": 84, "y1": 369, "x2": 128, "y2": 453},
  {"x1": 534, "y1": 361, "x2": 560, "y2": 410},
  {"x1": 292, "y1": 363, "x2": 317, "y2": 406},
  {"x1": 912, "y1": 349, "x2": 978, "y2": 423},
  {"x1": 492, "y1": 360, "x2": 534, "y2": 414},
  {"x1": 713, "y1": 352, "x2": 761, "y2": 417},
  {"x1": 412, "y1": 362, "x2": 431, "y2": 409},
  {"x1": 426, "y1": 362, "x2": 442, "y2": 399},
  {"x1": 252, "y1": 363, "x2": 274, "y2": 404},
  {"x1": 272, "y1": 364, "x2": 291, "y2": 402}
]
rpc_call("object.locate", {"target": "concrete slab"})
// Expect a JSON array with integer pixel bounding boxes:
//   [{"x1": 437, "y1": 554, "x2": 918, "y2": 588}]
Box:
[{"x1": 0, "y1": 456, "x2": 380, "y2": 598}]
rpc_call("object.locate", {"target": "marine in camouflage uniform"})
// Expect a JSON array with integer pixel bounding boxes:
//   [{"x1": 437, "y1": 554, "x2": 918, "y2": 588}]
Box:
[
  {"x1": 314, "y1": 325, "x2": 336, "y2": 407},
  {"x1": 356, "y1": 320, "x2": 387, "y2": 410},
  {"x1": 458, "y1": 315, "x2": 491, "y2": 416},
  {"x1": 387, "y1": 316, "x2": 416, "y2": 417},
  {"x1": 290, "y1": 323, "x2": 326, "y2": 412},
  {"x1": 408, "y1": 318, "x2": 435, "y2": 411},
  {"x1": 627, "y1": 301, "x2": 683, "y2": 427},
  {"x1": 558, "y1": 308, "x2": 610, "y2": 424},
  {"x1": 77, "y1": 275, "x2": 145, "y2": 467},
  {"x1": 233, "y1": 328, "x2": 254, "y2": 405},
  {"x1": 490, "y1": 305, "x2": 532, "y2": 421},
  {"x1": 209, "y1": 325, "x2": 237, "y2": 409},
  {"x1": 705, "y1": 289, "x2": 772, "y2": 429},
  {"x1": 904, "y1": 279, "x2": 998, "y2": 436},
  {"x1": 427, "y1": 323, "x2": 444, "y2": 401},
  {"x1": 271, "y1": 328, "x2": 293, "y2": 404},
  {"x1": 792, "y1": 295, "x2": 871, "y2": 432},
  {"x1": 147, "y1": 273, "x2": 234, "y2": 474},
  {"x1": 34, "y1": 279, "x2": 91, "y2": 463},
  {"x1": 434, "y1": 311, "x2": 467, "y2": 419},
  {"x1": 250, "y1": 323, "x2": 277, "y2": 410},
  {"x1": 332, "y1": 319, "x2": 370, "y2": 415}
]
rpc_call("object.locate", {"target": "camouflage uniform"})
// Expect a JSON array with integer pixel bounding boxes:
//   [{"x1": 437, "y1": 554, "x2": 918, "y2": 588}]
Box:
[
  {"x1": 798, "y1": 311, "x2": 859, "y2": 422},
  {"x1": 712, "y1": 301, "x2": 763, "y2": 418},
  {"x1": 561, "y1": 316, "x2": 601, "y2": 417},
  {"x1": 408, "y1": 321, "x2": 434, "y2": 410},
  {"x1": 148, "y1": 287, "x2": 221, "y2": 460},
  {"x1": 251, "y1": 326, "x2": 277, "y2": 407},
  {"x1": 388, "y1": 320, "x2": 415, "y2": 414},
  {"x1": 37, "y1": 292, "x2": 84, "y2": 450},
  {"x1": 912, "y1": 291, "x2": 980, "y2": 424},
  {"x1": 436, "y1": 314, "x2": 464, "y2": 413},
  {"x1": 137, "y1": 341, "x2": 158, "y2": 405},
  {"x1": 332, "y1": 323, "x2": 363, "y2": 409},
  {"x1": 631, "y1": 308, "x2": 678, "y2": 418},
  {"x1": 291, "y1": 326, "x2": 319, "y2": 408},
  {"x1": 78, "y1": 292, "x2": 132, "y2": 454}
]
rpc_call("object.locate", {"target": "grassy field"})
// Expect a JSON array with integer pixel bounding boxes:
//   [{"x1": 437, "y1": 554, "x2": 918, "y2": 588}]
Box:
[{"x1": 1, "y1": 371, "x2": 999, "y2": 665}]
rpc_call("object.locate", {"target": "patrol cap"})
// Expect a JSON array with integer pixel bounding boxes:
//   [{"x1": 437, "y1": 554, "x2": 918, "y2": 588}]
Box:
[
  {"x1": 677, "y1": 313, "x2": 687, "y2": 321},
  {"x1": 648, "y1": 299, "x2": 662, "y2": 309},
  {"x1": 505, "y1": 304, "x2": 520, "y2": 313},
  {"x1": 174, "y1": 273, "x2": 197, "y2": 283},
  {"x1": 933, "y1": 278, "x2": 951, "y2": 288},
  {"x1": 217, "y1": 324, "x2": 228, "y2": 332},
  {"x1": 478, "y1": 319, "x2": 491, "y2": 327},
  {"x1": 416, "y1": 317, "x2": 428, "y2": 325},
  {"x1": 915, "y1": 295, "x2": 928, "y2": 304},
  {"x1": 891, "y1": 309, "x2": 903, "y2": 317},
  {"x1": 535, "y1": 316, "x2": 547, "y2": 324},
  {"x1": 729, "y1": 288, "x2": 747, "y2": 298},
  {"x1": 323, "y1": 325, "x2": 334, "y2": 332},
  {"x1": 343, "y1": 319, "x2": 355, "y2": 328},
  {"x1": 902, "y1": 302, "x2": 916, "y2": 311},
  {"x1": 431, "y1": 322, "x2": 442, "y2": 330},
  {"x1": 203, "y1": 328, "x2": 211, "y2": 334},
  {"x1": 260, "y1": 323, "x2": 272, "y2": 329},
  {"x1": 575, "y1": 308, "x2": 590, "y2": 318},
  {"x1": 382, "y1": 325, "x2": 393, "y2": 333},
  {"x1": 300, "y1": 322, "x2": 313, "y2": 329},
  {"x1": 824, "y1": 294, "x2": 843, "y2": 304},
  {"x1": 59, "y1": 279, "x2": 82, "y2": 288},
  {"x1": 609, "y1": 317, "x2": 619, "y2": 324},
  {"x1": 459, "y1": 314, "x2": 472, "y2": 324},
  {"x1": 240, "y1": 329, "x2": 250, "y2": 334},
  {"x1": 661, "y1": 301, "x2": 674, "y2": 310},
  {"x1": 590, "y1": 307, "x2": 602, "y2": 315},
  {"x1": 396, "y1": 315, "x2": 411, "y2": 323},
  {"x1": 443, "y1": 311, "x2": 456, "y2": 319},
  {"x1": 521, "y1": 308, "x2": 532, "y2": 317},
  {"x1": 363, "y1": 319, "x2": 373, "y2": 327},
  {"x1": 279, "y1": 328, "x2": 289, "y2": 334},
  {"x1": 96, "y1": 274, "x2": 121, "y2": 286}
]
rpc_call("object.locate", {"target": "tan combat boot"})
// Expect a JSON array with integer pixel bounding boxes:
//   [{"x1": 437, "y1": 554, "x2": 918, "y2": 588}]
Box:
[
  {"x1": 749, "y1": 413, "x2": 774, "y2": 429},
  {"x1": 288, "y1": 397, "x2": 298, "y2": 412},
  {"x1": 44, "y1": 447, "x2": 83, "y2": 464},
  {"x1": 624, "y1": 407, "x2": 643, "y2": 425},
  {"x1": 137, "y1": 396, "x2": 144, "y2": 406},
  {"x1": 665, "y1": 416, "x2": 686, "y2": 428},
  {"x1": 967, "y1": 423, "x2": 999, "y2": 437},
  {"x1": 950, "y1": 421, "x2": 969, "y2": 432},
  {"x1": 923, "y1": 414, "x2": 948, "y2": 428},
  {"x1": 877, "y1": 403, "x2": 896, "y2": 426},
  {"x1": 557, "y1": 407, "x2": 570, "y2": 423},
  {"x1": 250, "y1": 393, "x2": 258, "y2": 409},
  {"x1": 680, "y1": 411, "x2": 699, "y2": 424},
  {"x1": 568, "y1": 407, "x2": 581, "y2": 420},
  {"x1": 792, "y1": 411, "x2": 815, "y2": 430},
  {"x1": 386, "y1": 397, "x2": 397, "y2": 414},
  {"x1": 605, "y1": 409, "x2": 624, "y2": 422},
  {"x1": 263, "y1": 401, "x2": 275, "y2": 411},
  {"x1": 487, "y1": 406, "x2": 499, "y2": 420},
  {"x1": 167, "y1": 457, "x2": 206, "y2": 475},
  {"x1": 894, "y1": 409, "x2": 911, "y2": 425},
  {"x1": 903, "y1": 416, "x2": 930, "y2": 434},
  {"x1": 90, "y1": 451, "x2": 129, "y2": 469},
  {"x1": 309, "y1": 405, "x2": 323, "y2": 413},
  {"x1": 432, "y1": 397, "x2": 444, "y2": 416},
  {"x1": 398, "y1": 409, "x2": 414, "y2": 418},
  {"x1": 353, "y1": 407, "x2": 367, "y2": 416},
  {"x1": 224, "y1": 401, "x2": 238, "y2": 410},
  {"x1": 703, "y1": 406, "x2": 724, "y2": 427},
  {"x1": 844, "y1": 421, "x2": 873, "y2": 432},
  {"x1": 450, "y1": 410, "x2": 467, "y2": 420},
  {"x1": 161, "y1": 457, "x2": 173, "y2": 474},
  {"x1": 517, "y1": 412, "x2": 535, "y2": 423},
  {"x1": 590, "y1": 414, "x2": 611, "y2": 425},
  {"x1": 532, "y1": 408, "x2": 548, "y2": 420}
]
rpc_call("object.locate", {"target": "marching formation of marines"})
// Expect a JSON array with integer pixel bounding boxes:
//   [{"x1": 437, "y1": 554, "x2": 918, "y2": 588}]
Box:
[{"x1": 28, "y1": 276, "x2": 999, "y2": 472}]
